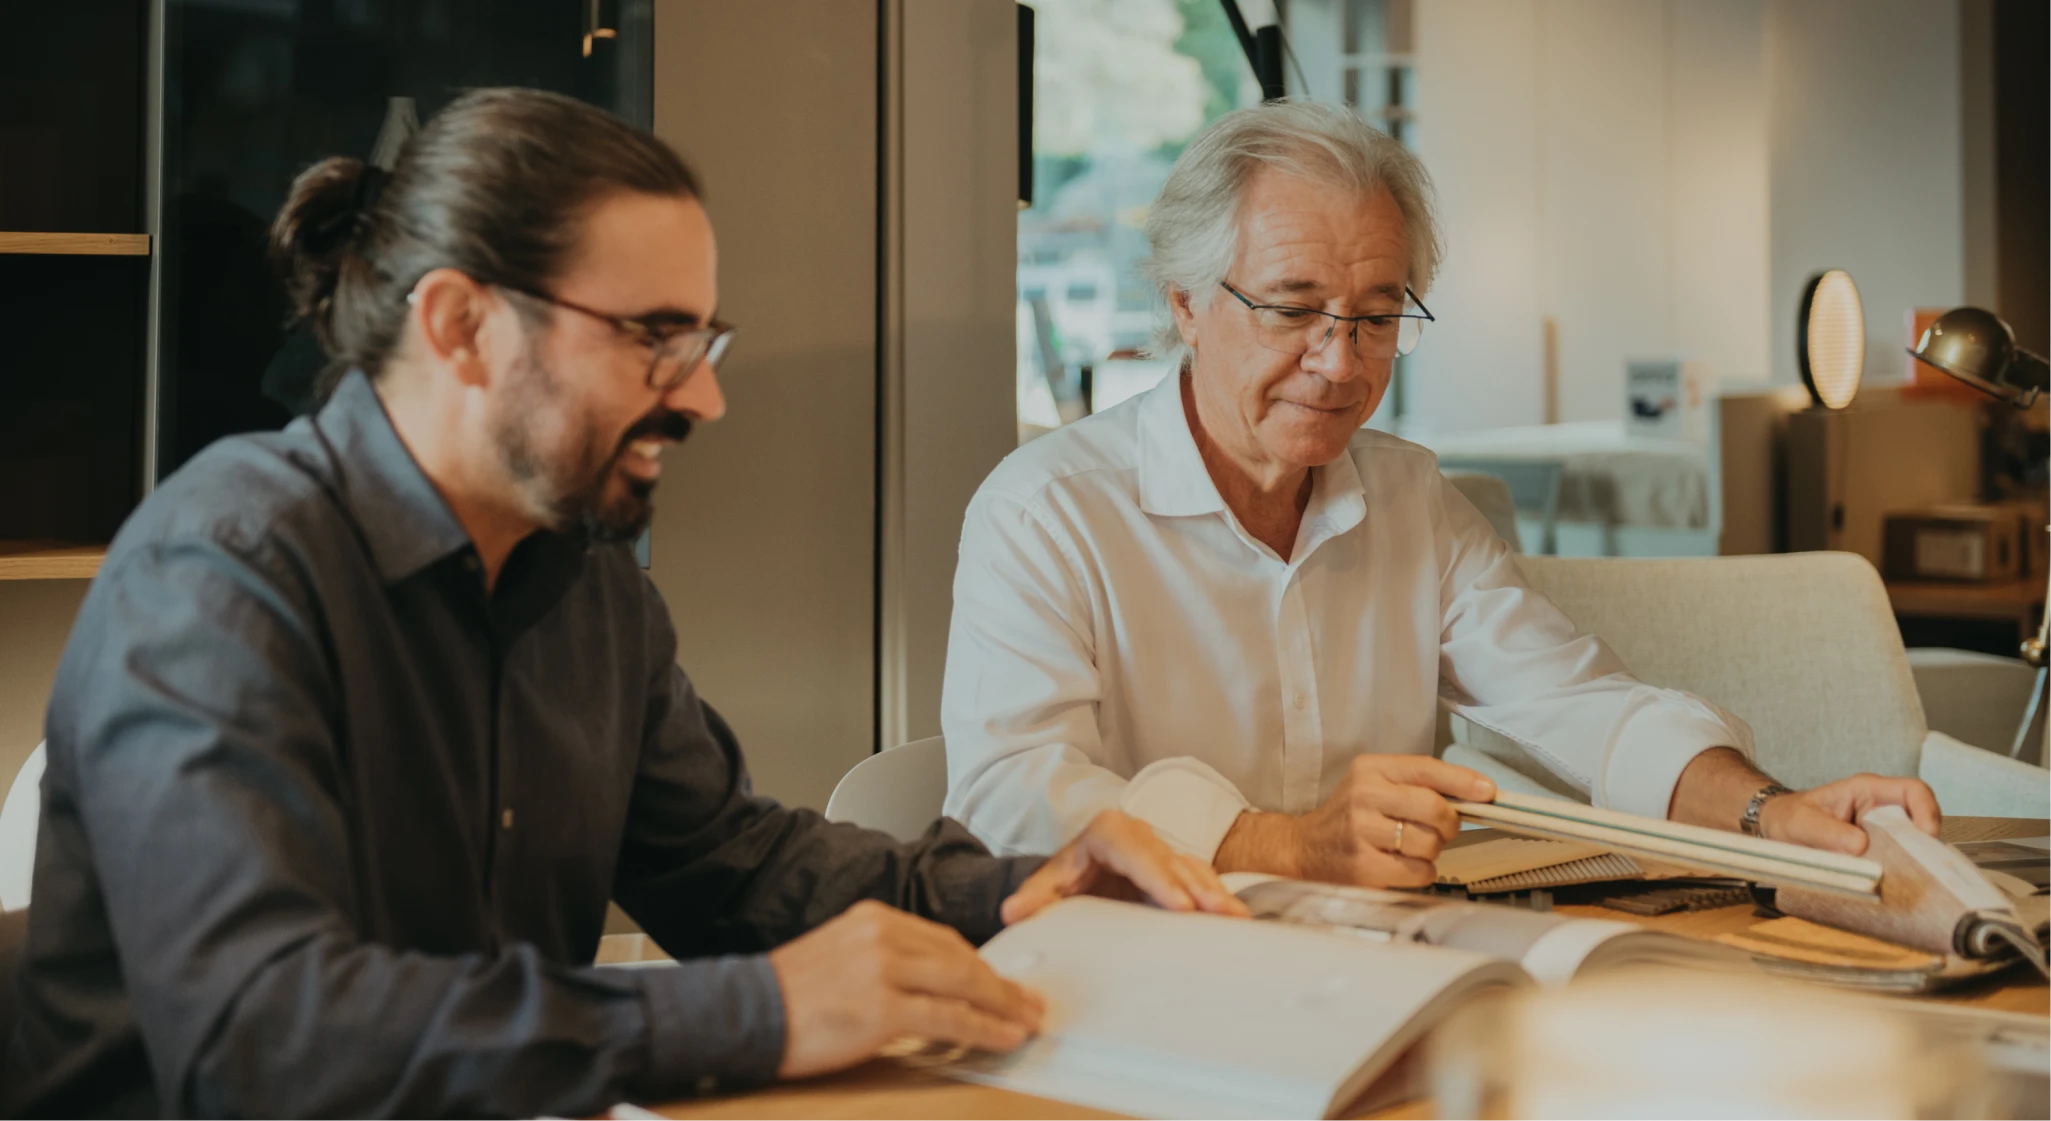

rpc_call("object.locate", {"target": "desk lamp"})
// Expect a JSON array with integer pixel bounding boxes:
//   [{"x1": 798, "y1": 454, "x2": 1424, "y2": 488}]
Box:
[{"x1": 1910, "y1": 308, "x2": 2050, "y2": 761}]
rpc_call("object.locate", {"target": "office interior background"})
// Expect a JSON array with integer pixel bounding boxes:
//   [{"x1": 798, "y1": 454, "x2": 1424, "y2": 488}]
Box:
[{"x1": 0, "y1": 0, "x2": 2045, "y2": 813}]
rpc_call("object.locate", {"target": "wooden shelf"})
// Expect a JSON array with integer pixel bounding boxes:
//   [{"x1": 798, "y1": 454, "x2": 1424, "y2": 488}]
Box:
[
  {"x1": 1884, "y1": 577, "x2": 2044, "y2": 623},
  {"x1": 0, "y1": 541, "x2": 106, "y2": 581},
  {"x1": 0, "y1": 232, "x2": 150, "y2": 256}
]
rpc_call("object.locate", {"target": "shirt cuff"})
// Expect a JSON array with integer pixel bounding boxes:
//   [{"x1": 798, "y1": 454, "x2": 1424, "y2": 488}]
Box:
[
  {"x1": 925, "y1": 837, "x2": 1048, "y2": 944},
  {"x1": 634, "y1": 954, "x2": 787, "y2": 1100},
  {"x1": 1116, "y1": 758, "x2": 1252, "y2": 863},
  {"x1": 1599, "y1": 691, "x2": 1756, "y2": 820}
]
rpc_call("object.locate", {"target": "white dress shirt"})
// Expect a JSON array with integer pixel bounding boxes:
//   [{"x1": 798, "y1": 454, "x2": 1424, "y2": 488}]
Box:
[{"x1": 941, "y1": 373, "x2": 1754, "y2": 860}]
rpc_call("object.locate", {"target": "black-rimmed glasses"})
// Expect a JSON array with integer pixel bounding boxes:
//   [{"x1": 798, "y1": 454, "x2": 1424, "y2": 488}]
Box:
[
  {"x1": 1219, "y1": 280, "x2": 1433, "y2": 359},
  {"x1": 498, "y1": 283, "x2": 735, "y2": 392}
]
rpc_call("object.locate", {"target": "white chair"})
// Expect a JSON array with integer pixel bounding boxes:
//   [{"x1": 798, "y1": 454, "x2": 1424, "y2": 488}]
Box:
[
  {"x1": 0, "y1": 743, "x2": 44, "y2": 912},
  {"x1": 823, "y1": 736, "x2": 949, "y2": 842},
  {"x1": 1437, "y1": 458, "x2": 1564, "y2": 554},
  {"x1": 1443, "y1": 471, "x2": 1524, "y2": 552},
  {"x1": 1905, "y1": 648, "x2": 2045, "y2": 766},
  {"x1": 1443, "y1": 553, "x2": 2050, "y2": 819}
]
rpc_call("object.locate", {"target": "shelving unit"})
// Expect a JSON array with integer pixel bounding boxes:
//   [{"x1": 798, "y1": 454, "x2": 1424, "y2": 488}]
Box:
[
  {"x1": 0, "y1": 0, "x2": 150, "y2": 582},
  {"x1": 0, "y1": 542, "x2": 106, "y2": 581},
  {"x1": 0, "y1": 232, "x2": 151, "y2": 256}
]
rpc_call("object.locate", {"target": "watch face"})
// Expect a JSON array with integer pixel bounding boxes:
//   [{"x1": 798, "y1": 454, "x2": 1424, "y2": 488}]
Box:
[{"x1": 1742, "y1": 785, "x2": 1793, "y2": 835}]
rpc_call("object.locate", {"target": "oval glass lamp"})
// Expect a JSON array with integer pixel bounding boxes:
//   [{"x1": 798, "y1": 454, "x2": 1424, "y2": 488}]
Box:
[{"x1": 1797, "y1": 269, "x2": 1864, "y2": 410}]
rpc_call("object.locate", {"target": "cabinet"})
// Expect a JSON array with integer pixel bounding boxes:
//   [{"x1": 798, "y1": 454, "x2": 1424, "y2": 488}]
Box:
[
  {"x1": 1, "y1": 1, "x2": 654, "y2": 580},
  {"x1": 0, "y1": 1, "x2": 151, "y2": 579}
]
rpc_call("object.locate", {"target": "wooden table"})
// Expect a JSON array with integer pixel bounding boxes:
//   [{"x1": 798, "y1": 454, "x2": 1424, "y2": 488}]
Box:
[{"x1": 644, "y1": 817, "x2": 2048, "y2": 1120}]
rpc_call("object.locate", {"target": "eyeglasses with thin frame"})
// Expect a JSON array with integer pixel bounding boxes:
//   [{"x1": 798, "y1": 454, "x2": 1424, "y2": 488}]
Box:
[
  {"x1": 1219, "y1": 280, "x2": 1434, "y2": 359},
  {"x1": 496, "y1": 282, "x2": 735, "y2": 392}
]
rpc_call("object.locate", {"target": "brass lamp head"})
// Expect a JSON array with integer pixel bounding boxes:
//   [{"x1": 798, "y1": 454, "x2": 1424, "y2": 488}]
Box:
[{"x1": 1903, "y1": 309, "x2": 2018, "y2": 405}]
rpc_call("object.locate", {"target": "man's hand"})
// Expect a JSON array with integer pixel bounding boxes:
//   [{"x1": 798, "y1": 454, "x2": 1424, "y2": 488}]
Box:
[
  {"x1": 1213, "y1": 756, "x2": 1496, "y2": 887},
  {"x1": 1001, "y1": 809, "x2": 1248, "y2": 924},
  {"x1": 1757, "y1": 772, "x2": 1942, "y2": 855},
  {"x1": 1669, "y1": 748, "x2": 1942, "y2": 856},
  {"x1": 770, "y1": 813, "x2": 1243, "y2": 1080},
  {"x1": 767, "y1": 900, "x2": 1044, "y2": 1079}
]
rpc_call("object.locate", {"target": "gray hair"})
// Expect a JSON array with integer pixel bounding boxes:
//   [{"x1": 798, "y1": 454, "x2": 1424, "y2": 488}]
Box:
[{"x1": 1139, "y1": 99, "x2": 1442, "y2": 362}]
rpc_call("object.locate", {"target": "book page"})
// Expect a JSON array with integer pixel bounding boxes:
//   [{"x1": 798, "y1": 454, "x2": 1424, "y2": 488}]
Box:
[
  {"x1": 953, "y1": 897, "x2": 1526, "y2": 1119},
  {"x1": 1219, "y1": 873, "x2": 1727, "y2": 984}
]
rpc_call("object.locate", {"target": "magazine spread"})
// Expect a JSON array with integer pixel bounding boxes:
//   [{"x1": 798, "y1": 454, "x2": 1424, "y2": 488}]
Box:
[
  {"x1": 1221, "y1": 872, "x2": 1737, "y2": 983},
  {"x1": 947, "y1": 878, "x2": 1741, "y2": 1118}
]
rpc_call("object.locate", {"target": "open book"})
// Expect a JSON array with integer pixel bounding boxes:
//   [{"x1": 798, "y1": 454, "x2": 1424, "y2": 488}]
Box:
[{"x1": 947, "y1": 875, "x2": 1740, "y2": 1119}]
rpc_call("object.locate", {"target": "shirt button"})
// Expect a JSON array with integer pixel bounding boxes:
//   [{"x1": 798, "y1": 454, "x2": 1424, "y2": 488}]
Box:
[
  {"x1": 1292, "y1": 691, "x2": 1308, "y2": 710},
  {"x1": 500, "y1": 808, "x2": 515, "y2": 830},
  {"x1": 695, "y1": 1075, "x2": 719, "y2": 1096},
  {"x1": 462, "y1": 554, "x2": 480, "y2": 572}
]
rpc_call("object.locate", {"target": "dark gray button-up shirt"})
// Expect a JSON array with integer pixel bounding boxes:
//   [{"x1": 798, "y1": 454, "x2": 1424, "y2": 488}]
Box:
[{"x1": 4, "y1": 371, "x2": 1039, "y2": 1118}]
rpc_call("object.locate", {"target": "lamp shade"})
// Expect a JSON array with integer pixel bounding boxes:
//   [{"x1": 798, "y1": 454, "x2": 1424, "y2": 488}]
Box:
[
  {"x1": 1908, "y1": 306, "x2": 2048, "y2": 408},
  {"x1": 1797, "y1": 270, "x2": 1864, "y2": 410}
]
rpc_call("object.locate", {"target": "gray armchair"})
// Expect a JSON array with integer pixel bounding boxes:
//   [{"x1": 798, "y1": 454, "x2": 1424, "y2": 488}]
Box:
[{"x1": 1442, "y1": 552, "x2": 2050, "y2": 818}]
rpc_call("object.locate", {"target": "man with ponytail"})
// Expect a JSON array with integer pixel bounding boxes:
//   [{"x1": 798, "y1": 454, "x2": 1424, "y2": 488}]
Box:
[{"x1": 7, "y1": 89, "x2": 1240, "y2": 1118}]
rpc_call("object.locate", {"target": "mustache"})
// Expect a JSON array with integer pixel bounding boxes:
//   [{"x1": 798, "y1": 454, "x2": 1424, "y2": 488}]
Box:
[{"x1": 618, "y1": 409, "x2": 692, "y2": 452}]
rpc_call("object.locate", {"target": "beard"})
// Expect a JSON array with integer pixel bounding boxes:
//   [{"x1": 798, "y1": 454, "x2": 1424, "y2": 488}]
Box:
[{"x1": 490, "y1": 343, "x2": 693, "y2": 544}]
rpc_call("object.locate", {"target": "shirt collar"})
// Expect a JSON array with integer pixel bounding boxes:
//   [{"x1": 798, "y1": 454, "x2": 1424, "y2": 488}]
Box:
[
  {"x1": 1137, "y1": 370, "x2": 1228, "y2": 517},
  {"x1": 1302, "y1": 434, "x2": 1367, "y2": 549},
  {"x1": 1136, "y1": 370, "x2": 1370, "y2": 549},
  {"x1": 314, "y1": 369, "x2": 476, "y2": 584}
]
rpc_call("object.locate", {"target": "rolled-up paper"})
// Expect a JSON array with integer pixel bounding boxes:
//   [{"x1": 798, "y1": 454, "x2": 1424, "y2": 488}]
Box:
[{"x1": 1775, "y1": 806, "x2": 2015, "y2": 956}]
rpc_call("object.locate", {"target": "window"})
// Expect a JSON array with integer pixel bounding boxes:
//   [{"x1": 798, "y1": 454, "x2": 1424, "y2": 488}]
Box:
[
  {"x1": 1016, "y1": 0, "x2": 1416, "y2": 438},
  {"x1": 1287, "y1": 0, "x2": 1415, "y2": 144},
  {"x1": 1283, "y1": 0, "x2": 1416, "y2": 422},
  {"x1": 1016, "y1": 0, "x2": 1270, "y2": 439}
]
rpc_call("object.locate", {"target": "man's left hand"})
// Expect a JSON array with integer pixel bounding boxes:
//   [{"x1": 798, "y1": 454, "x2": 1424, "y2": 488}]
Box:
[
  {"x1": 1757, "y1": 773, "x2": 1942, "y2": 855},
  {"x1": 1000, "y1": 810, "x2": 1249, "y2": 924}
]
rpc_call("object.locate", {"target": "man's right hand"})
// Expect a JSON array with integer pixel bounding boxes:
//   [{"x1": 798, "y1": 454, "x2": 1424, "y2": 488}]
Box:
[
  {"x1": 1213, "y1": 755, "x2": 1495, "y2": 887},
  {"x1": 766, "y1": 899, "x2": 1044, "y2": 1079}
]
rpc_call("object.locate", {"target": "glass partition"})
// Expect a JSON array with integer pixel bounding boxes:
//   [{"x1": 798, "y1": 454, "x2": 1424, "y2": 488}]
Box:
[{"x1": 156, "y1": 0, "x2": 653, "y2": 475}]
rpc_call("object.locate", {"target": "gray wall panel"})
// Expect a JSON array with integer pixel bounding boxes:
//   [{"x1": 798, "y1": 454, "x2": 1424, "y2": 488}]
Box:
[{"x1": 652, "y1": 1, "x2": 878, "y2": 810}]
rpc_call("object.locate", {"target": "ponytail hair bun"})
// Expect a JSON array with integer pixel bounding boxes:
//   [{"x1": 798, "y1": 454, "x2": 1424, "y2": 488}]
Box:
[{"x1": 269, "y1": 155, "x2": 377, "y2": 351}]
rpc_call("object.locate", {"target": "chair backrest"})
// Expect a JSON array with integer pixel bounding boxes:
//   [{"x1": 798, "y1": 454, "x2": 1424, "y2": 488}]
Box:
[
  {"x1": 1443, "y1": 471, "x2": 1524, "y2": 552},
  {"x1": 1437, "y1": 457, "x2": 1563, "y2": 554},
  {"x1": 0, "y1": 743, "x2": 44, "y2": 912},
  {"x1": 823, "y1": 736, "x2": 949, "y2": 842},
  {"x1": 1903, "y1": 648, "x2": 2043, "y2": 765},
  {"x1": 1466, "y1": 554, "x2": 1927, "y2": 791}
]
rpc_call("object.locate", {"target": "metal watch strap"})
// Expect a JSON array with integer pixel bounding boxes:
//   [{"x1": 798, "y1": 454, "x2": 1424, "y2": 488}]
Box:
[{"x1": 1740, "y1": 782, "x2": 1795, "y2": 837}]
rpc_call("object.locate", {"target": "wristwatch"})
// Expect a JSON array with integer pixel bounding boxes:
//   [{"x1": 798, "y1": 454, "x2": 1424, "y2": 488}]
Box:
[{"x1": 1740, "y1": 782, "x2": 1795, "y2": 837}]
